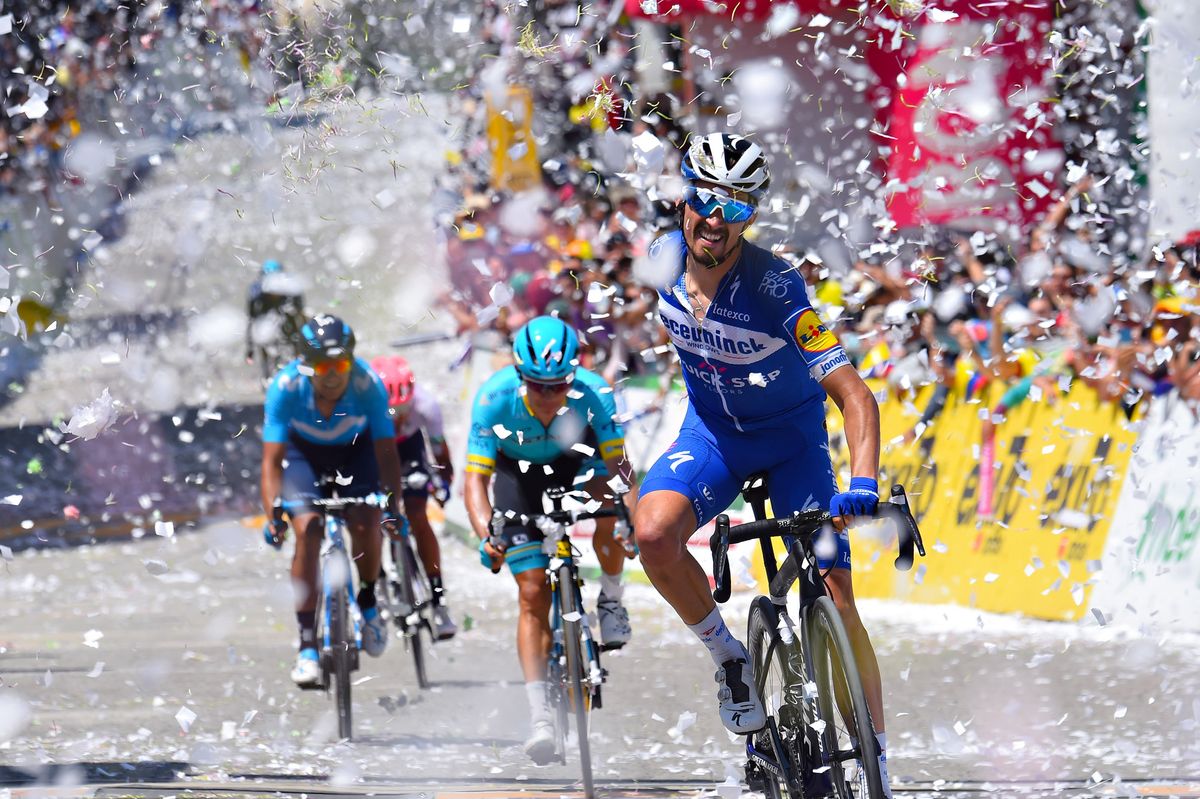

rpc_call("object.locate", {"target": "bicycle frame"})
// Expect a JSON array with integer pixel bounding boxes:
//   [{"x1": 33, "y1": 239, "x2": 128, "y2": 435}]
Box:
[
  {"x1": 320, "y1": 510, "x2": 362, "y2": 654},
  {"x1": 710, "y1": 482, "x2": 925, "y2": 796},
  {"x1": 543, "y1": 522, "x2": 604, "y2": 697}
]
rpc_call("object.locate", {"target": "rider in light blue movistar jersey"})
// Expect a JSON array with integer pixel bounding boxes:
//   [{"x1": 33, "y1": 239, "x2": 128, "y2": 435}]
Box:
[
  {"x1": 260, "y1": 314, "x2": 403, "y2": 689},
  {"x1": 633, "y1": 132, "x2": 893, "y2": 797}
]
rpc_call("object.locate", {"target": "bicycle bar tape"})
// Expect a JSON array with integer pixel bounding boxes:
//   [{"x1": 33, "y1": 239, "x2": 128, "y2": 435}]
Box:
[{"x1": 710, "y1": 515, "x2": 732, "y2": 603}]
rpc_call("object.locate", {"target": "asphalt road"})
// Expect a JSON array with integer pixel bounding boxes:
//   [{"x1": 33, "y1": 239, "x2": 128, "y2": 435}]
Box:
[{"x1": 2, "y1": 518, "x2": 1199, "y2": 798}]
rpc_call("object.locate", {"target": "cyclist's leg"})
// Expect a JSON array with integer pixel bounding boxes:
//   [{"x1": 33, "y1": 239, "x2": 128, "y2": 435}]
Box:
[
  {"x1": 636, "y1": 408, "x2": 740, "y2": 627},
  {"x1": 637, "y1": 421, "x2": 764, "y2": 733},
  {"x1": 340, "y1": 437, "x2": 384, "y2": 608},
  {"x1": 399, "y1": 432, "x2": 442, "y2": 582},
  {"x1": 492, "y1": 457, "x2": 556, "y2": 738},
  {"x1": 280, "y1": 447, "x2": 324, "y2": 679},
  {"x1": 767, "y1": 421, "x2": 887, "y2": 736}
]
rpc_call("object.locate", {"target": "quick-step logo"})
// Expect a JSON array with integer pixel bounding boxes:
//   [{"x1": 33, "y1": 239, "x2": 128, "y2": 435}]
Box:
[{"x1": 659, "y1": 301, "x2": 785, "y2": 365}]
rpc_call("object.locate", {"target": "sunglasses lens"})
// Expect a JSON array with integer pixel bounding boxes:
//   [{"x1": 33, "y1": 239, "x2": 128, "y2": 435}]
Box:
[
  {"x1": 686, "y1": 187, "x2": 754, "y2": 223},
  {"x1": 313, "y1": 358, "x2": 351, "y2": 376}
]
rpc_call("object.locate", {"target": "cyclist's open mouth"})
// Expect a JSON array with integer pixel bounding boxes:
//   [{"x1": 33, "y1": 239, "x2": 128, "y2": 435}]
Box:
[{"x1": 698, "y1": 228, "x2": 725, "y2": 247}]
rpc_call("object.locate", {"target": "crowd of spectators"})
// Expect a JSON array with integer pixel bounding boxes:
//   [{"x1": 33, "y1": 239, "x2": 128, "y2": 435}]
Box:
[
  {"x1": 434, "y1": 3, "x2": 1200, "y2": 431},
  {"x1": 0, "y1": 0, "x2": 267, "y2": 200}
]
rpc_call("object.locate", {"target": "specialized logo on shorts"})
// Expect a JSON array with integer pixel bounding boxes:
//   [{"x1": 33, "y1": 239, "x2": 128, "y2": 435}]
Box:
[
  {"x1": 698, "y1": 482, "x2": 716, "y2": 504},
  {"x1": 759, "y1": 270, "x2": 789, "y2": 298},
  {"x1": 660, "y1": 301, "x2": 785, "y2": 365},
  {"x1": 668, "y1": 451, "x2": 694, "y2": 473},
  {"x1": 793, "y1": 309, "x2": 839, "y2": 354}
]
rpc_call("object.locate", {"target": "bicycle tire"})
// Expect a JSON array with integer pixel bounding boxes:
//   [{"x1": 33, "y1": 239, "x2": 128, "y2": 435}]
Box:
[
  {"x1": 558, "y1": 564, "x2": 594, "y2": 798},
  {"x1": 807, "y1": 595, "x2": 884, "y2": 799},
  {"x1": 400, "y1": 540, "x2": 430, "y2": 689},
  {"x1": 329, "y1": 586, "x2": 354, "y2": 740},
  {"x1": 746, "y1": 597, "x2": 804, "y2": 799}
]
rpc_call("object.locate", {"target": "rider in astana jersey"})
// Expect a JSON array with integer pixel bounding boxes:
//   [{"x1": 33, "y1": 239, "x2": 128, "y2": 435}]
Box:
[{"x1": 463, "y1": 316, "x2": 639, "y2": 765}]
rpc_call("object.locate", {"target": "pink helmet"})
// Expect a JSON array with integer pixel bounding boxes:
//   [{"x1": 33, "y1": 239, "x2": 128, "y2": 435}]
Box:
[{"x1": 371, "y1": 355, "x2": 415, "y2": 407}]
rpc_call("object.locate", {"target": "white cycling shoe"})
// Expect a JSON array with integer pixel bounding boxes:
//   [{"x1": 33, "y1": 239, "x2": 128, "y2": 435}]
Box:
[
  {"x1": 597, "y1": 594, "x2": 631, "y2": 650},
  {"x1": 433, "y1": 605, "x2": 458, "y2": 640},
  {"x1": 291, "y1": 649, "x2": 321, "y2": 688},
  {"x1": 523, "y1": 721, "x2": 557, "y2": 765},
  {"x1": 361, "y1": 608, "x2": 389, "y2": 657},
  {"x1": 715, "y1": 656, "x2": 766, "y2": 734}
]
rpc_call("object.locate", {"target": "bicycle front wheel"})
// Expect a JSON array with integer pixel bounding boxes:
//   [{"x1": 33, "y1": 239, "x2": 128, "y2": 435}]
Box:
[
  {"x1": 329, "y1": 587, "x2": 353, "y2": 740},
  {"x1": 558, "y1": 564, "x2": 594, "y2": 799},
  {"x1": 397, "y1": 539, "x2": 429, "y2": 689},
  {"x1": 747, "y1": 597, "x2": 804, "y2": 799},
  {"x1": 807, "y1": 595, "x2": 884, "y2": 799}
]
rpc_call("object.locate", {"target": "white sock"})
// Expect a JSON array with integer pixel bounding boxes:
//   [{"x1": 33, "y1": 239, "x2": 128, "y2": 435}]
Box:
[
  {"x1": 525, "y1": 681, "x2": 551, "y2": 727},
  {"x1": 876, "y1": 731, "x2": 893, "y2": 799},
  {"x1": 599, "y1": 571, "x2": 623, "y2": 600},
  {"x1": 687, "y1": 605, "x2": 746, "y2": 666}
]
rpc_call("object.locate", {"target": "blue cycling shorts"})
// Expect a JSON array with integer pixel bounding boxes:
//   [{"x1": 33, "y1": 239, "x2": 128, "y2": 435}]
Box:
[
  {"x1": 640, "y1": 402, "x2": 851, "y2": 571},
  {"x1": 282, "y1": 434, "x2": 381, "y2": 513}
]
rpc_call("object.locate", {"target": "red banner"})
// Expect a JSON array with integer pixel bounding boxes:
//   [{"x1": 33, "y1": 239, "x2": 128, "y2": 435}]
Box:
[
  {"x1": 623, "y1": 0, "x2": 819, "y2": 21},
  {"x1": 869, "y1": 1, "x2": 1060, "y2": 236}
]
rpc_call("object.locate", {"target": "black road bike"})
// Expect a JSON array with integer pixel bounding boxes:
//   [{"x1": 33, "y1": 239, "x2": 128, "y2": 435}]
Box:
[
  {"x1": 489, "y1": 486, "x2": 634, "y2": 799},
  {"x1": 709, "y1": 476, "x2": 925, "y2": 799}
]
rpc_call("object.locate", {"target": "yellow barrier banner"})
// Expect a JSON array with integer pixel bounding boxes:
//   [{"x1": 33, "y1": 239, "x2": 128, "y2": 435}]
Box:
[
  {"x1": 486, "y1": 86, "x2": 541, "y2": 192},
  {"x1": 756, "y1": 382, "x2": 1139, "y2": 621}
]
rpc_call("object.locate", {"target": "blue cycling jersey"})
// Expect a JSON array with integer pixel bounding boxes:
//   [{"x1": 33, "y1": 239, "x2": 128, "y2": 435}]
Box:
[
  {"x1": 651, "y1": 230, "x2": 850, "y2": 432},
  {"x1": 466, "y1": 365, "x2": 625, "y2": 476},
  {"x1": 263, "y1": 357, "x2": 394, "y2": 446}
]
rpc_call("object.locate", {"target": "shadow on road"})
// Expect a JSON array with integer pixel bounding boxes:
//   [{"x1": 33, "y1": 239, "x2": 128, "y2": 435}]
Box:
[{"x1": 0, "y1": 761, "x2": 190, "y2": 787}]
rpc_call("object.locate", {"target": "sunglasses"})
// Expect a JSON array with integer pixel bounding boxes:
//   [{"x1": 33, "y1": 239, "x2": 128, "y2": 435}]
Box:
[
  {"x1": 524, "y1": 379, "x2": 571, "y2": 395},
  {"x1": 684, "y1": 185, "x2": 756, "y2": 223},
  {"x1": 311, "y1": 357, "x2": 352, "y2": 377}
]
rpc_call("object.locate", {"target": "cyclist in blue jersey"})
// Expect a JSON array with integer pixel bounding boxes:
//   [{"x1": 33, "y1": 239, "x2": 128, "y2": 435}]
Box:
[
  {"x1": 464, "y1": 315, "x2": 639, "y2": 764},
  {"x1": 634, "y1": 133, "x2": 893, "y2": 796},
  {"x1": 260, "y1": 314, "x2": 404, "y2": 687}
]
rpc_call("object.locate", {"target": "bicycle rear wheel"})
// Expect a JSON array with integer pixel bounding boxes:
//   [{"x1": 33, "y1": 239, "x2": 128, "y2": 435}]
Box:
[
  {"x1": 399, "y1": 540, "x2": 430, "y2": 689},
  {"x1": 746, "y1": 597, "x2": 805, "y2": 799},
  {"x1": 558, "y1": 564, "x2": 594, "y2": 799},
  {"x1": 329, "y1": 587, "x2": 354, "y2": 740},
  {"x1": 807, "y1": 595, "x2": 884, "y2": 799}
]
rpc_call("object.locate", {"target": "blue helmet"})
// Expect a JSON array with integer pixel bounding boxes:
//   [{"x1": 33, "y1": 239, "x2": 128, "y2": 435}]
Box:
[
  {"x1": 299, "y1": 314, "x2": 355, "y2": 363},
  {"x1": 262, "y1": 259, "x2": 283, "y2": 275},
  {"x1": 512, "y1": 316, "x2": 578, "y2": 383}
]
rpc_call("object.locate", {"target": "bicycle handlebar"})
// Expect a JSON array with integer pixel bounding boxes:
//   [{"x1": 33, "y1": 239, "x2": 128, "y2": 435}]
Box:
[
  {"x1": 485, "y1": 488, "x2": 635, "y2": 574},
  {"x1": 290, "y1": 492, "x2": 390, "y2": 511},
  {"x1": 709, "y1": 484, "x2": 926, "y2": 603}
]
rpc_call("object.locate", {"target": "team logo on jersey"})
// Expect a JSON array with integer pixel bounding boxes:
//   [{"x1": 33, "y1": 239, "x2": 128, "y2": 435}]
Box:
[
  {"x1": 659, "y1": 301, "x2": 786, "y2": 365},
  {"x1": 793, "y1": 309, "x2": 839, "y2": 354},
  {"x1": 759, "y1": 270, "x2": 789, "y2": 298}
]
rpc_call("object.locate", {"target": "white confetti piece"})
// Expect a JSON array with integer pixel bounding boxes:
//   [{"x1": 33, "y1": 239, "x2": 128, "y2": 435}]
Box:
[
  {"x1": 175, "y1": 705, "x2": 197, "y2": 733},
  {"x1": 927, "y1": 8, "x2": 959, "y2": 22},
  {"x1": 571, "y1": 443, "x2": 595, "y2": 457},
  {"x1": 562, "y1": 611, "x2": 582, "y2": 622},
  {"x1": 64, "y1": 388, "x2": 120, "y2": 441},
  {"x1": 1, "y1": 495, "x2": 20, "y2": 505},
  {"x1": 83, "y1": 630, "x2": 103, "y2": 649},
  {"x1": 87, "y1": 662, "x2": 105, "y2": 678},
  {"x1": 155, "y1": 521, "x2": 175, "y2": 538},
  {"x1": 493, "y1": 424, "x2": 512, "y2": 439}
]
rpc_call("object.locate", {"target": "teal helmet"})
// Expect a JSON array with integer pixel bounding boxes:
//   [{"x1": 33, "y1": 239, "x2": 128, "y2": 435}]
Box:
[
  {"x1": 512, "y1": 315, "x2": 578, "y2": 383},
  {"x1": 262, "y1": 259, "x2": 283, "y2": 274}
]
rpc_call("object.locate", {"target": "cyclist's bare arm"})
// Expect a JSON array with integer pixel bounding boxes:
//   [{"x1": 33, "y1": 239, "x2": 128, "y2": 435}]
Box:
[
  {"x1": 823, "y1": 366, "x2": 880, "y2": 524},
  {"x1": 464, "y1": 470, "x2": 493, "y2": 542},
  {"x1": 602, "y1": 455, "x2": 638, "y2": 515},
  {"x1": 373, "y1": 437, "x2": 404, "y2": 516},
  {"x1": 261, "y1": 441, "x2": 287, "y2": 518}
]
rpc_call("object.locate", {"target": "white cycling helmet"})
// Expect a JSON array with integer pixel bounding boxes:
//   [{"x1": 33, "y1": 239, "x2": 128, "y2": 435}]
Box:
[{"x1": 681, "y1": 133, "x2": 771, "y2": 198}]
